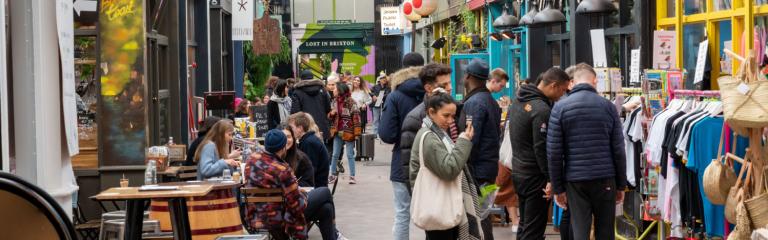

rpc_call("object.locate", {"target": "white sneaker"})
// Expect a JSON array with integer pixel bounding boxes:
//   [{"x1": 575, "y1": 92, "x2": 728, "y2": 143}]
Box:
[
  {"x1": 337, "y1": 231, "x2": 349, "y2": 240},
  {"x1": 511, "y1": 225, "x2": 519, "y2": 233}
]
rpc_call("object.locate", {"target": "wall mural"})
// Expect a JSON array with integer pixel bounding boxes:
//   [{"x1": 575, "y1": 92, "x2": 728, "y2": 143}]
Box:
[
  {"x1": 296, "y1": 23, "x2": 376, "y2": 82},
  {"x1": 98, "y1": 0, "x2": 147, "y2": 166}
]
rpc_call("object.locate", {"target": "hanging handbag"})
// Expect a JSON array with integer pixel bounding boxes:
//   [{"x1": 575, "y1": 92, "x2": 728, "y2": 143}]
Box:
[
  {"x1": 703, "y1": 127, "x2": 737, "y2": 205},
  {"x1": 498, "y1": 119, "x2": 513, "y2": 170},
  {"x1": 353, "y1": 108, "x2": 362, "y2": 137},
  {"x1": 745, "y1": 165, "x2": 768, "y2": 228},
  {"x1": 718, "y1": 51, "x2": 768, "y2": 132},
  {"x1": 726, "y1": 161, "x2": 752, "y2": 224},
  {"x1": 411, "y1": 132, "x2": 465, "y2": 230}
]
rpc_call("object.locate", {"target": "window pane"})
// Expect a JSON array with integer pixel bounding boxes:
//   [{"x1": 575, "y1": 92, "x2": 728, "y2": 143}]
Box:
[
  {"x1": 683, "y1": 23, "x2": 706, "y2": 89},
  {"x1": 667, "y1": 0, "x2": 675, "y2": 18},
  {"x1": 718, "y1": 20, "x2": 733, "y2": 76},
  {"x1": 684, "y1": 0, "x2": 705, "y2": 15},
  {"x1": 550, "y1": 41, "x2": 561, "y2": 67},
  {"x1": 757, "y1": 0, "x2": 768, "y2": 6},
  {"x1": 713, "y1": 0, "x2": 733, "y2": 11}
]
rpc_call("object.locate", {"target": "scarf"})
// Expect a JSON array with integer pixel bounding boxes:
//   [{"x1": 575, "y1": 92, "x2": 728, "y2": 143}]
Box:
[
  {"x1": 270, "y1": 95, "x2": 291, "y2": 123},
  {"x1": 422, "y1": 117, "x2": 484, "y2": 240}
]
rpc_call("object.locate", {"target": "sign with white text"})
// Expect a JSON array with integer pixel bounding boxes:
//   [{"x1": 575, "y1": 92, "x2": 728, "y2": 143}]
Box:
[
  {"x1": 232, "y1": 0, "x2": 254, "y2": 41},
  {"x1": 653, "y1": 31, "x2": 677, "y2": 69},
  {"x1": 381, "y1": 6, "x2": 404, "y2": 35}
]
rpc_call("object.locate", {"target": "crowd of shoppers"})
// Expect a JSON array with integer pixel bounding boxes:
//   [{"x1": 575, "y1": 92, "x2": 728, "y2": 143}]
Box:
[{"x1": 181, "y1": 49, "x2": 627, "y2": 239}]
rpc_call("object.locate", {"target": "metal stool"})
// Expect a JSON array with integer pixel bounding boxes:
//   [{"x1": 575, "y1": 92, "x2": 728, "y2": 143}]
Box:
[
  {"x1": 98, "y1": 211, "x2": 151, "y2": 240},
  {"x1": 99, "y1": 219, "x2": 162, "y2": 240}
]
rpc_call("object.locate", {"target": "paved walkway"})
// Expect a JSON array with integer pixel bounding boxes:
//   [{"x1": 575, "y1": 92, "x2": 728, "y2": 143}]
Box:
[{"x1": 307, "y1": 140, "x2": 535, "y2": 240}]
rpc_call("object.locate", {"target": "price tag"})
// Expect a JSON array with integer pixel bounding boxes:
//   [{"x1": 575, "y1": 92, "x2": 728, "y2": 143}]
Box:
[{"x1": 737, "y1": 83, "x2": 750, "y2": 95}]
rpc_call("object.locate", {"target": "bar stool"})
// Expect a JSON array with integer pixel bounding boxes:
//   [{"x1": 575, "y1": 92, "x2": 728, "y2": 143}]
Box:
[
  {"x1": 98, "y1": 211, "x2": 151, "y2": 240},
  {"x1": 99, "y1": 219, "x2": 162, "y2": 240}
]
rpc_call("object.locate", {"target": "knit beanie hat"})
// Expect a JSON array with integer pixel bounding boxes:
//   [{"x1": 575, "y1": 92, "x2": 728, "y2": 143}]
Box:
[
  {"x1": 402, "y1": 52, "x2": 425, "y2": 68},
  {"x1": 264, "y1": 129, "x2": 287, "y2": 153}
]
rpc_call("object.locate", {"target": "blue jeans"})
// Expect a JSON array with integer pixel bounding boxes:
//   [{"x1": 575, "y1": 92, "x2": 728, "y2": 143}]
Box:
[
  {"x1": 330, "y1": 134, "x2": 356, "y2": 176},
  {"x1": 372, "y1": 107, "x2": 382, "y2": 135},
  {"x1": 392, "y1": 181, "x2": 411, "y2": 240}
]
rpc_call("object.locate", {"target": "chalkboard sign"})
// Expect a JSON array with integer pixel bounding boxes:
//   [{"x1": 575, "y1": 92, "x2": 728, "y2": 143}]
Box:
[{"x1": 250, "y1": 105, "x2": 269, "y2": 137}]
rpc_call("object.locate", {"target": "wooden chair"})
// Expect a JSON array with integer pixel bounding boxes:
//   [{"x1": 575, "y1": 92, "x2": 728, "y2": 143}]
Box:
[
  {"x1": 0, "y1": 172, "x2": 78, "y2": 239},
  {"x1": 240, "y1": 187, "x2": 284, "y2": 238}
]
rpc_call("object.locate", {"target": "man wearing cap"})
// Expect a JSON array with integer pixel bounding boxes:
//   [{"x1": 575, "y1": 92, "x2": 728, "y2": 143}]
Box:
[
  {"x1": 291, "y1": 70, "x2": 333, "y2": 142},
  {"x1": 461, "y1": 58, "x2": 501, "y2": 240},
  {"x1": 370, "y1": 73, "x2": 390, "y2": 135},
  {"x1": 379, "y1": 52, "x2": 426, "y2": 240},
  {"x1": 245, "y1": 129, "x2": 307, "y2": 239}
]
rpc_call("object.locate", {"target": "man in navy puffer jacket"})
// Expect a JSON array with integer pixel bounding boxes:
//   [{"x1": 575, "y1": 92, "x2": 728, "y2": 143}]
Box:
[
  {"x1": 378, "y1": 52, "x2": 425, "y2": 240},
  {"x1": 547, "y1": 63, "x2": 626, "y2": 240}
]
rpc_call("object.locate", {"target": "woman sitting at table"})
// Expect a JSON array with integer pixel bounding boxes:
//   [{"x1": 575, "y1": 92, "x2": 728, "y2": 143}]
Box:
[
  {"x1": 245, "y1": 129, "x2": 346, "y2": 240},
  {"x1": 280, "y1": 124, "x2": 315, "y2": 187},
  {"x1": 194, "y1": 121, "x2": 241, "y2": 180},
  {"x1": 185, "y1": 116, "x2": 222, "y2": 166}
]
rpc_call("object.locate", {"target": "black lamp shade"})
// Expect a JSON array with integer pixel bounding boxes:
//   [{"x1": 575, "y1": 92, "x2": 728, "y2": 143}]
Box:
[
  {"x1": 533, "y1": 2, "x2": 566, "y2": 24},
  {"x1": 493, "y1": 8, "x2": 519, "y2": 30},
  {"x1": 520, "y1": 2, "x2": 538, "y2": 26},
  {"x1": 576, "y1": 0, "x2": 617, "y2": 14},
  {"x1": 431, "y1": 37, "x2": 447, "y2": 49}
]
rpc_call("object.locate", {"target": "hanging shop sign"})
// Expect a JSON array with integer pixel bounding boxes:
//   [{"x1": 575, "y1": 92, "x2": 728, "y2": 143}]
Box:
[
  {"x1": 630, "y1": 48, "x2": 641, "y2": 85},
  {"x1": 58, "y1": 0, "x2": 79, "y2": 155},
  {"x1": 381, "y1": 6, "x2": 405, "y2": 35},
  {"x1": 694, "y1": 40, "x2": 709, "y2": 84},
  {"x1": 298, "y1": 39, "x2": 365, "y2": 53},
  {"x1": 590, "y1": 29, "x2": 608, "y2": 68},
  {"x1": 232, "y1": 0, "x2": 254, "y2": 41},
  {"x1": 252, "y1": 11, "x2": 281, "y2": 55},
  {"x1": 653, "y1": 30, "x2": 677, "y2": 70}
]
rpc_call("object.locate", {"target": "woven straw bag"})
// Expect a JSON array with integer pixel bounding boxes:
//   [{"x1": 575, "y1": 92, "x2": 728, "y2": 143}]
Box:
[
  {"x1": 727, "y1": 161, "x2": 752, "y2": 224},
  {"x1": 718, "y1": 52, "x2": 768, "y2": 132},
  {"x1": 703, "y1": 127, "x2": 737, "y2": 205},
  {"x1": 746, "y1": 166, "x2": 768, "y2": 228},
  {"x1": 728, "y1": 201, "x2": 753, "y2": 240}
]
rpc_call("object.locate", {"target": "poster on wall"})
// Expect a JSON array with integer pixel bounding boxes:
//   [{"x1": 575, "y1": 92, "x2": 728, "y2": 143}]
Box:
[
  {"x1": 57, "y1": 0, "x2": 79, "y2": 156},
  {"x1": 590, "y1": 29, "x2": 608, "y2": 68},
  {"x1": 381, "y1": 6, "x2": 404, "y2": 35},
  {"x1": 653, "y1": 31, "x2": 676, "y2": 70},
  {"x1": 232, "y1": 0, "x2": 254, "y2": 41},
  {"x1": 98, "y1": 0, "x2": 147, "y2": 166},
  {"x1": 630, "y1": 48, "x2": 641, "y2": 85}
]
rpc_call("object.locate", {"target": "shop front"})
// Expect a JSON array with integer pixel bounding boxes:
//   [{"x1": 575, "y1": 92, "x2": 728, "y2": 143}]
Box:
[{"x1": 292, "y1": 23, "x2": 376, "y2": 82}]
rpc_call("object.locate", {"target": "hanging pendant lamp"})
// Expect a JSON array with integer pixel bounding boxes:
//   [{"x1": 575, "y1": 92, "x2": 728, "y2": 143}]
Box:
[
  {"x1": 519, "y1": 0, "x2": 539, "y2": 25},
  {"x1": 493, "y1": 3, "x2": 519, "y2": 30},
  {"x1": 533, "y1": 0, "x2": 566, "y2": 25},
  {"x1": 576, "y1": 0, "x2": 617, "y2": 14}
]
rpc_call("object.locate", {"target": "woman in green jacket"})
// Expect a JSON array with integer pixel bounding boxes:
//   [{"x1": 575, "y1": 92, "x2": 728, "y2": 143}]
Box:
[{"x1": 410, "y1": 90, "x2": 484, "y2": 240}]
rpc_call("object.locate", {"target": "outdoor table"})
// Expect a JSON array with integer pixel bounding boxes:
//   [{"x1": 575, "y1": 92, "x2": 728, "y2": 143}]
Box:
[{"x1": 93, "y1": 183, "x2": 214, "y2": 240}]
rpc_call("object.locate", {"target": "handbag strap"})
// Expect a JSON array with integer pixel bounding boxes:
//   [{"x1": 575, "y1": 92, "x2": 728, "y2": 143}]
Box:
[
  {"x1": 736, "y1": 160, "x2": 750, "y2": 187},
  {"x1": 716, "y1": 125, "x2": 726, "y2": 165},
  {"x1": 418, "y1": 131, "x2": 430, "y2": 166}
]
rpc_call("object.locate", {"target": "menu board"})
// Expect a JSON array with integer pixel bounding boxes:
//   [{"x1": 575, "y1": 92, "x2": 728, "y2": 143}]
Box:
[{"x1": 250, "y1": 105, "x2": 269, "y2": 138}]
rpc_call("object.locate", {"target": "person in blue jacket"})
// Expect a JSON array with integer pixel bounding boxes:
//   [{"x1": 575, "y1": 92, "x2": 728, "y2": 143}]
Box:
[
  {"x1": 194, "y1": 121, "x2": 242, "y2": 180},
  {"x1": 378, "y1": 52, "x2": 425, "y2": 240},
  {"x1": 459, "y1": 58, "x2": 501, "y2": 240},
  {"x1": 548, "y1": 63, "x2": 626, "y2": 240},
  {"x1": 288, "y1": 112, "x2": 331, "y2": 188}
]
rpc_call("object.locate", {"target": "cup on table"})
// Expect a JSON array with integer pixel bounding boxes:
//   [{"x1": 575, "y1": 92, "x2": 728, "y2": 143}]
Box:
[{"x1": 120, "y1": 178, "x2": 129, "y2": 188}]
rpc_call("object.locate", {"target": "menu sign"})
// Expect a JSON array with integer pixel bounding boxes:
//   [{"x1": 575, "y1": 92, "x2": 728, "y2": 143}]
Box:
[{"x1": 250, "y1": 105, "x2": 269, "y2": 138}]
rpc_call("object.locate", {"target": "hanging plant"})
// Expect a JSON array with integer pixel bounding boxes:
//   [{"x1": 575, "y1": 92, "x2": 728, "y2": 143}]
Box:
[{"x1": 243, "y1": 34, "x2": 291, "y2": 102}]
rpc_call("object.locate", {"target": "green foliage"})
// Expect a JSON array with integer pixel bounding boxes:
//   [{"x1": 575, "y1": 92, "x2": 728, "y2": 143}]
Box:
[
  {"x1": 459, "y1": 6, "x2": 477, "y2": 35},
  {"x1": 242, "y1": 35, "x2": 292, "y2": 102},
  {"x1": 319, "y1": 53, "x2": 332, "y2": 76}
]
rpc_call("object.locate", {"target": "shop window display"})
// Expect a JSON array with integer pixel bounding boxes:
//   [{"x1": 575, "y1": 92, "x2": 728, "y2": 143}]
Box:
[{"x1": 684, "y1": 0, "x2": 706, "y2": 15}]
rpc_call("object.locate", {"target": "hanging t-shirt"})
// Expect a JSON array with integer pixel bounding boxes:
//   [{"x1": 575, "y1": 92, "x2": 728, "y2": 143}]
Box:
[
  {"x1": 686, "y1": 117, "x2": 748, "y2": 237},
  {"x1": 623, "y1": 107, "x2": 643, "y2": 187}
]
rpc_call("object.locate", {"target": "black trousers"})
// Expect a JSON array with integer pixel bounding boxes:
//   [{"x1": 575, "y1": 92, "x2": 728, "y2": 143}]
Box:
[
  {"x1": 560, "y1": 209, "x2": 573, "y2": 240},
  {"x1": 425, "y1": 226, "x2": 458, "y2": 240},
  {"x1": 304, "y1": 187, "x2": 337, "y2": 240},
  {"x1": 513, "y1": 174, "x2": 549, "y2": 240},
  {"x1": 566, "y1": 179, "x2": 616, "y2": 240}
]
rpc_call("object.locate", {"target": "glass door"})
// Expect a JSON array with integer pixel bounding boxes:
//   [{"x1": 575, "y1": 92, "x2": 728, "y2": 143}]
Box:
[
  {"x1": 147, "y1": 33, "x2": 172, "y2": 146},
  {"x1": 450, "y1": 53, "x2": 489, "y2": 101}
]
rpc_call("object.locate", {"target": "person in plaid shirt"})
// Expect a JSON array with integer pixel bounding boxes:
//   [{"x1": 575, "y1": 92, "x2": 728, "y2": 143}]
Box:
[{"x1": 245, "y1": 129, "x2": 307, "y2": 239}]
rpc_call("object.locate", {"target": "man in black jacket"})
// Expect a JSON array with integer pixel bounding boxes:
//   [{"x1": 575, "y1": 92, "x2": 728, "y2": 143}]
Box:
[
  {"x1": 288, "y1": 112, "x2": 330, "y2": 188},
  {"x1": 400, "y1": 63, "x2": 454, "y2": 190},
  {"x1": 548, "y1": 63, "x2": 627, "y2": 240},
  {"x1": 291, "y1": 70, "x2": 332, "y2": 142},
  {"x1": 508, "y1": 67, "x2": 570, "y2": 240},
  {"x1": 460, "y1": 58, "x2": 499, "y2": 240}
]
